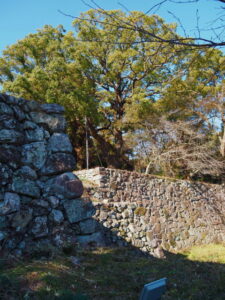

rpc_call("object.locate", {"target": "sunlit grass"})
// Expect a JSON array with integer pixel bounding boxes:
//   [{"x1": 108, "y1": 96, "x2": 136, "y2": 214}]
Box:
[{"x1": 184, "y1": 243, "x2": 225, "y2": 263}]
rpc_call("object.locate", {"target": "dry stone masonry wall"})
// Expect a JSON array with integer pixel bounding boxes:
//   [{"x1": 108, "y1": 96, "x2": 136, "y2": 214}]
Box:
[
  {"x1": 0, "y1": 94, "x2": 102, "y2": 256},
  {"x1": 1, "y1": 92, "x2": 224, "y2": 258},
  {"x1": 77, "y1": 167, "x2": 225, "y2": 257}
]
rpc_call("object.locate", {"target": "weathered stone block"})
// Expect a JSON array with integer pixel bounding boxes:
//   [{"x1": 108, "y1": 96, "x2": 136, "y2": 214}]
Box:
[
  {"x1": 13, "y1": 105, "x2": 26, "y2": 121},
  {"x1": 29, "y1": 112, "x2": 66, "y2": 132},
  {"x1": 33, "y1": 207, "x2": 49, "y2": 217},
  {"x1": 63, "y1": 199, "x2": 95, "y2": 223},
  {"x1": 40, "y1": 103, "x2": 65, "y2": 114},
  {"x1": 16, "y1": 166, "x2": 37, "y2": 180},
  {"x1": 49, "y1": 209, "x2": 64, "y2": 224},
  {"x1": 76, "y1": 232, "x2": 105, "y2": 246},
  {"x1": 32, "y1": 216, "x2": 48, "y2": 237},
  {"x1": 11, "y1": 209, "x2": 33, "y2": 229},
  {"x1": 0, "y1": 231, "x2": 6, "y2": 241},
  {"x1": 25, "y1": 127, "x2": 45, "y2": 142},
  {"x1": 0, "y1": 115, "x2": 18, "y2": 129},
  {"x1": 12, "y1": 177, "x2": 40, "y2": 198},
  {"x1": 40, "y1": 154, "x2": 76, "y2": 176},
  {"x1": 0, "y1": 129, "x2": 24, "y2": 144},
  {"x1": 0, "y1": 102, "x2": 14, "y2": 115},
  {"x1": 24, "y1": 100, "x2": 40, "y2": 111},
  {"x1": 48, "y1": 133, "x2": 73, "y2": 153},
  {"x1": 21, "y1": 195, "x2": 33, "y2": 204},
  {"x1": 0, "y1": 164, "x2": 12, "y2": 186},
  {"x1": 33, "y1": 199, "x2": 49, "y2": 208},
  {"x1": 50, "y1": 172, "x2": 83, "y2": 199},
  {"x1": 79, "y1": 219, "x2": 97, "y2": 234},
  {"x1": 0, "y1": 216, "x2": 8, "y2": 229},
  {"x1": 48, "y1": 196, "x2": 59, "y2": 208},
  {"x1": 0, "y1": 94, "x2": 20, "y2": 105},
  {"x1": 22, "y1": 142, "x2": 47, "y2": 170},
  {"x1": 23, "y1": 120, "x2": 38, "y2": 129},
  {"x1": 0, "y1": 145, "x2": 21, "y2": 165},
  {"x1": 0, "y1": 192, "x2": 20, "y2": 215}
]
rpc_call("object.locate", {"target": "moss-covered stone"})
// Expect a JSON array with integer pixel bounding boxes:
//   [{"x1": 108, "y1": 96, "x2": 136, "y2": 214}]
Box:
[{"x1": 134, "y1": 207, "x2": 147, "y2": 216}]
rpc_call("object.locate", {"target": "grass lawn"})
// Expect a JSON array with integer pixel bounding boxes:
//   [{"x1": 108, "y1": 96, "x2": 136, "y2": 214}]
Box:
[{"x1": 0, "y1": 244, "x2": 225, "y2": 300}]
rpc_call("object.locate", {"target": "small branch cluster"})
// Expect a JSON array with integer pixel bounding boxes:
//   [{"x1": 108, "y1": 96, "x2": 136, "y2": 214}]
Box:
[{"x1": 136, "y1": 117, "x2": 225, "y2": 178}]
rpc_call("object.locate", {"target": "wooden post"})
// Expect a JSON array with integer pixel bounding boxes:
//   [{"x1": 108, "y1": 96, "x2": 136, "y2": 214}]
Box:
[{"x1": 85, "y1": 116, "x2": 89, "y2": 169}]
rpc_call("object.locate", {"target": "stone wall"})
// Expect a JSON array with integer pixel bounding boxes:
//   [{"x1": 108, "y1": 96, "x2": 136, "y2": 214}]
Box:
[
  {"x1": 0, "y1": 94, "x2": 102, "y2": 256},
  {"x1": 76, "y1": 167, "x2": 225, "y2": 257},
  {"x1": 1, "y1": 92, "x2": 224, "y2": 257}
]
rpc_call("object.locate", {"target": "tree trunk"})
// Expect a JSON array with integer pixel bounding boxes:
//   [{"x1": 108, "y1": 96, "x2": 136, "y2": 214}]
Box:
[{"x1": 87, "y1": 119, "x2": 127, "y2": 168}]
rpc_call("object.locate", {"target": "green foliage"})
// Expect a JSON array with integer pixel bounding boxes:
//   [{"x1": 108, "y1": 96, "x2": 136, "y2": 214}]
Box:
[
  {"x1": 0, "y1": 25, "x2": 98, "y2": 119},
  {"x1": 71, "y1": 10, "x2": 184, "y2": 168},
  {"x1": 0, "y1": 10, "x2": 183, "y2": 169},
  {"x1": 157, "y1": 48, "x2": 225, "y2": 119},
  {"x1": 0, "y1": 9, "x2": 224, "y2": 174}
]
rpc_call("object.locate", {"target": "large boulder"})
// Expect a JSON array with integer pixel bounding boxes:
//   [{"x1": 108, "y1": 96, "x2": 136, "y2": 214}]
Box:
[{"x1": 50, "y1": 172, "x2": 83, "y2": 199}]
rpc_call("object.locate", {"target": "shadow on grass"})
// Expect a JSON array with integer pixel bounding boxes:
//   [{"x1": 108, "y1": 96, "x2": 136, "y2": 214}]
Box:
[
  {"x1": 0, "y1": 198, "x2": 225, "y2": 300},
  {"x1": 1, "y1": 239, "x2": 225, "y2": 300}
]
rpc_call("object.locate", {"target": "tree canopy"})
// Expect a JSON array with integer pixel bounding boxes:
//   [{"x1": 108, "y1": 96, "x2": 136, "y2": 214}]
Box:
[{"x1": 0, "y1": 9, "x2": 224, "y2": 180}]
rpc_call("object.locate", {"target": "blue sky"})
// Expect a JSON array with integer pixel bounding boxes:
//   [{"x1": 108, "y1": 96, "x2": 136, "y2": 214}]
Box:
[{"x1": 0, "y1": 0, "x2": 224, "y2": 53}]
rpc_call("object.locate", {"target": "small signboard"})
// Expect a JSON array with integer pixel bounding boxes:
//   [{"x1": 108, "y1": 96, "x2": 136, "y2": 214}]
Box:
[{"x1": 139, "y1": 278, "x2": 167, "y2": 300}]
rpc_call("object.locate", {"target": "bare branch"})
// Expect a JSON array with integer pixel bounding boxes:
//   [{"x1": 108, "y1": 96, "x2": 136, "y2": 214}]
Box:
[
  {"x1": 70, "y1": 0, "x2": 225, "y2": 48},
  {"x1": 135, "y1": 116, "x2": 225, "y2": 178},
  {"x1": 167, "y1": 10, "x2": 187, "y2": 37}
]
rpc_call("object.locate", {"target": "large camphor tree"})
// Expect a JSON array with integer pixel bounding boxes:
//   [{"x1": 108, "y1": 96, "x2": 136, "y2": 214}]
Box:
[
  {"x1": 0, "y1": 9, "x2": 224, "y2": 176},
  {"x1": 0, "y1": 10, "x2": 183, "y2": 168}
]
